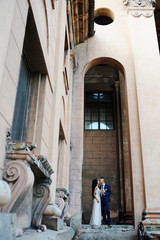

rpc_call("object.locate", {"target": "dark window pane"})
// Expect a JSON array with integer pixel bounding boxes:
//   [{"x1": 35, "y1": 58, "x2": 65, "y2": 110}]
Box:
[
  {"x1": 85, "y1": 92, "x2": 114, "y2": 130},
  {"x1": 92, "y1": 104, "x2": 98, "y2": 113},
  {"x1": 12, "y1": 58, "x2": 30, "y2": 140},
  {"x1": 85, "y1": 113, "x2": 90, "y2": 120},
  {"x1": 85, "y1": 121, "x2": 92, "y2": 130},
  {"x1": 92, "y1": 113, "x2": 98, "y2": 121},
  {"x1": 100, "y1": 112, "x2": 106, "y2": 121},
  {"x1": 107, "y1": 121, "x2": 114, "y2": 130}
]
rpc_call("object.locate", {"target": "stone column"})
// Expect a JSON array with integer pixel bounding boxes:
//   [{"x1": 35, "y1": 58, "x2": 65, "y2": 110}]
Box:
[
  {"x1": 124, "y1": 0, "x2": 160, "y2": 217},
  {"x1": 115, "y1": 81, "x2": 125, "y2": 216}
]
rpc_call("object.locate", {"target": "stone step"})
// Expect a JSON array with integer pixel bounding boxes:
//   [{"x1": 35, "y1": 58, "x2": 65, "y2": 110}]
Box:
[{"x1": 75, "y1": 225, "x2": 138, "y2": 240}]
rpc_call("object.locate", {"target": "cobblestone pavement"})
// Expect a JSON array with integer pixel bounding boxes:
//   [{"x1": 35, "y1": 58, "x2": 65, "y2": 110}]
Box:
[{"x1": 74, "y1": 225, "x2": 138, "y2": 240}]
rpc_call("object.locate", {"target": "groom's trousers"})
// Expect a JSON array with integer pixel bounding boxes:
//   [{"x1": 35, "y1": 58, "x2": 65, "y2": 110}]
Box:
[{"x1": 101, "y1": 197, "x2": 110, "y2": 225}]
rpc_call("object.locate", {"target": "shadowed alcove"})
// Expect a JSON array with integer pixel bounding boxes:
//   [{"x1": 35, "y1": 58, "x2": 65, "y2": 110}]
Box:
[{"x1": 82, "y1": 58, "x2": 133, "y2": 225}]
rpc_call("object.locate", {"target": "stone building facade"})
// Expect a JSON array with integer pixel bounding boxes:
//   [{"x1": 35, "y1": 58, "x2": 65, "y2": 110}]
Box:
[{"x1": 0, "y1": 0, "x2": 160, "y2": 237}]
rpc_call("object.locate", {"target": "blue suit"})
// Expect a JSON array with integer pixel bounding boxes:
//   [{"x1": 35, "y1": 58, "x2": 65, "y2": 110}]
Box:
[{"x1": 101, "y1": 184, "x2": 111, "y2": 225}]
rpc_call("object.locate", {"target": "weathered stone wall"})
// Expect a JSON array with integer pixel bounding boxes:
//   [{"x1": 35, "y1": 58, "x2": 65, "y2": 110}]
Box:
[
  {"x1": 82, "y1": 130, "x2": 119, "y2": 224},
  {"x1": 0, "y1": 0, "x2": 73, "y2": 205},
  {"x1": 69, "y1": 0, "x2": 145, "y2": 226}
]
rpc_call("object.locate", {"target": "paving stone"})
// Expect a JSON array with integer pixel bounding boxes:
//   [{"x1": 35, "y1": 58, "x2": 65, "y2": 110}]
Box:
[{"x1": 16, "y1": 227, "x2": 75, "y2": 240}]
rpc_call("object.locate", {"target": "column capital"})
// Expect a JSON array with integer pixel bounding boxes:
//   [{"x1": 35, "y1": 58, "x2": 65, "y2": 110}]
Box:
[
  {"x1": 123, "y1": 0, "x2": 155, "y2": 17},
  {"x1": 123, "y1": 0, "x2": 156, "y2": 8}
]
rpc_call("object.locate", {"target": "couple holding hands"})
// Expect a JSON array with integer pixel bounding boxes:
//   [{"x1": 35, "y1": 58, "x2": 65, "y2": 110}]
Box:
[{"x1": 90, "y1": 177, "x2": 112, "y2": 227}]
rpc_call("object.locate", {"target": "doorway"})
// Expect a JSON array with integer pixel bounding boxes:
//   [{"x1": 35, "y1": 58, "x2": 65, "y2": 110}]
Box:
[{"x1": 82, "y1": 64, "x2": 133, "y2": 224}]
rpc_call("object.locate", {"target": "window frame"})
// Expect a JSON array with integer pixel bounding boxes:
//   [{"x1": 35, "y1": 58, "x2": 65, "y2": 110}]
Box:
[
  {"x1": 84, "y1": 91, "x2": 115, "y2": 131},
  {"x1": 12, "y1": 56, "x2": 31, "y2": 141}
]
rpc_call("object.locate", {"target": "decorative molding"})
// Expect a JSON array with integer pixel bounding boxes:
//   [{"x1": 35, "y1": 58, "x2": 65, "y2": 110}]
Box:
[
  {"x1": 123, "y1": 0, "x2": 156, "y2": 8},
  {"x1": 1, "y1": 160, "x2": 34, "y2": 213},
  {"x1": 43, "y1": 0, "x2": 49, "y2": 50},
  {"x1": 130, "y1": 8, "x2": 154, "y2": 17},
  {"x1": 32, "y1": 181, "x2": 51, "y2": 228},
  {"x1": 3, "y1": 133, "x2": 54, "y2": 229},
  {"x1": 123, "y1": 0, "x2": 155, "y2": 17},
  {"x1": 63, "y1": 67, "x2": 69, "y2": 95},
  {"x1": 51, "y1": 0, "x2": 55, "y2": 9},
  {"x1": 43, "y1": 202, "x2": 62, "y2": 218},
  {"x1": 55, "y1": 187, "x2": 70, "y2": 219}
]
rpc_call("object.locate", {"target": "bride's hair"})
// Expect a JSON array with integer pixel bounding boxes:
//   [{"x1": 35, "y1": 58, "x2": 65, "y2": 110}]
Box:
[{"x1": 92, "y1": 179, "x2": 98, "y2": 199}]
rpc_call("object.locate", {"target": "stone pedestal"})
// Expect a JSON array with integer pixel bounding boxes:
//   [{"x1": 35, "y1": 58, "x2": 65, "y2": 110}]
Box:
[
  {"x1": 0, "y1": 212, "x2": 16, "y2": 240},
  {"x1": 42, "y1": 217, "x2": 64, "y2": 231},
  {"x1": 42, "y1": 202, "x2": 63, "y2": 230}
]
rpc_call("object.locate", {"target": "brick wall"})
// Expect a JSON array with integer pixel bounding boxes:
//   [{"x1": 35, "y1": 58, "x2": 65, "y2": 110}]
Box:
[{"x1": 82, "y1": 130, "x2": 120, "y2": 224}]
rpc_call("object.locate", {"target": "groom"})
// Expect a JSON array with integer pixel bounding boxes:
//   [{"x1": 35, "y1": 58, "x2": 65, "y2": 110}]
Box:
[{"x1": 100, "y1": 177, "x2": 111, "y2": 225}]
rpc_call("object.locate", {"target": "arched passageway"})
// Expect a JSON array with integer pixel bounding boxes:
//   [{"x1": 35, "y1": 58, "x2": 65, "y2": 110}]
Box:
[{"x1": 82, "y1": 58, "x2": 133, "y2": 224}]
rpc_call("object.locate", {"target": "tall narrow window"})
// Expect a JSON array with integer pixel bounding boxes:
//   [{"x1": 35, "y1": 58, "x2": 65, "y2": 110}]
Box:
[
  {"x1": 12, "y1": 58, "x2": 30, "y2": 141},
  {"x1": 85, "y1": 92, "x2": 114, "y2": 130}
]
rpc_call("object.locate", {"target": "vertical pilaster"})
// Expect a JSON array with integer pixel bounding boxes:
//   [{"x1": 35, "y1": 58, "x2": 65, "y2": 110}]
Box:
[
  {"x1": 126, "y1": 0, "x2": 160, "y2": 210},
  {"x1": 115, "y1": 81, "x2": 125, "y2": 216}
]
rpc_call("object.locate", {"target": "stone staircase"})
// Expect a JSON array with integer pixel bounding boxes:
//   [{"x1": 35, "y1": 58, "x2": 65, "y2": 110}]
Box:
[{"x1": 74, "y1": 225, "x2": 138, "y2": 240}]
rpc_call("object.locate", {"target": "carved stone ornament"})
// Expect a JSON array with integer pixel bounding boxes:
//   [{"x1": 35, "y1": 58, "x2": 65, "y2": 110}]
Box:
[
  {"x1": 123, "y1": 0, "x2": 156, "y2": 8},
  {"x1": 55, "y1": 187, "x2": 71, "y2": 219},
  {"x1": 32, "y1": 181, "x2": 51, "y2": 228},
  {"x1": 129, "y1": 9, "x2": 154, "y2": 17},
  {"x1": 123, "y1": 0, "x2": 156, "y2": 17},
  {"x1": 1, "y1": 160, "x2": 34, "y2": 213},
  {"x1": 1, "y1": 131, "x2": 54, "y2": 230}
]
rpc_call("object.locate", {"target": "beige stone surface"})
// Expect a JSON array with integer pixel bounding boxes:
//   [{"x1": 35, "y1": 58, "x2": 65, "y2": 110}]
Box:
[
  {"x1": 0, "y1": 0, "x2": 16, "y2": 88},
  {"x1": 128, "y1": 9, "x2": 160, "y2": 209},
  {"x1": 0, "y1": 0, "x2": 160, "y2": 229},
  {"x1": 0, "y1": 180, "x2": 11, "y2": 207}
]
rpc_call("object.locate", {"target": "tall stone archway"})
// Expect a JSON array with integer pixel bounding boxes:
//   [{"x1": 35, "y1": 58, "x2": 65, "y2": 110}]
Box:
[
  {"x1": 82, "y1": 62, "x2": 132, "y2": 224},
  {"x1": 69, "y1": 57, "x2": 134, "y2": 226}
]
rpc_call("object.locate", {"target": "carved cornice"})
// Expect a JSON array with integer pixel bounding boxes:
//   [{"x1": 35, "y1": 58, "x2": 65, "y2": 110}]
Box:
[
  {"x1": 129, "y1": 8, "x2": 154, "y2": 17},
  {"x1": 123, "y1": 0, "x2": 156, "y2": 17},
  {"x1": 123, "y1": 0, "x2": 156, "y2": 8}
]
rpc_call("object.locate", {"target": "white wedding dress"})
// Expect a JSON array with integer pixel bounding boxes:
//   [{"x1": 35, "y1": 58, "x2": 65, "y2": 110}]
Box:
[{"x1": 90, "y1": 187, "x2": 101, "y2": 227}]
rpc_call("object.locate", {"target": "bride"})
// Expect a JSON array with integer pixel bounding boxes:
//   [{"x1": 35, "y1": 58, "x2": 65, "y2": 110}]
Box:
[{"x1": 90, "y1": 179, "x2": 101, "y2": 227}]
